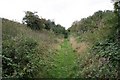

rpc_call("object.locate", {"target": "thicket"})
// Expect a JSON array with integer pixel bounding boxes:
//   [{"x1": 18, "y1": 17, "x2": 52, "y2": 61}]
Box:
[
  {"x1": 69, "y1": 10, "x2": 120, "y2": 78},
  {"x1": 2, "y1": 18, "x2": 61, "y2": 78}
]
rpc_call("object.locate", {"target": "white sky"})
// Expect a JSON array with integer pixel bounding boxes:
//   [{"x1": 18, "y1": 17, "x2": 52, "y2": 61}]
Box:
[{"x1": 0, "y1": 0, "x2": 114, "y2": 29}]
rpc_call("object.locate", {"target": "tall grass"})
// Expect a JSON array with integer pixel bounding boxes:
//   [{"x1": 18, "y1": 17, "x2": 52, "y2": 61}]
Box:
[{"x1": 2, "y1": 18, "x2": 63, "y2": 78}]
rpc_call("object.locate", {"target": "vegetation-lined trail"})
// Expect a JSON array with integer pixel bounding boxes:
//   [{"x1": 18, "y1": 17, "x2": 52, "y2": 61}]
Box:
[
  {"x1": 49, "y1": 39, "x2": 78, "y2": 78},
  {"x1": 2, "y1": 1, "x2": 120, "y2": 78}
]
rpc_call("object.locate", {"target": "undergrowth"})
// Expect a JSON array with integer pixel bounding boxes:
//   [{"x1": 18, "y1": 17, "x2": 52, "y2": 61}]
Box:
[{"x1": 2, "y1": 19, "x2": 62, "y2": 78}]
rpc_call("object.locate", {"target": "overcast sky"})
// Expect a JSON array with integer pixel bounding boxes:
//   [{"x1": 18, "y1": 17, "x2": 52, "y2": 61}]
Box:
[{"x1": 0, "y1": 0, "x2": 114, "y2": 29}]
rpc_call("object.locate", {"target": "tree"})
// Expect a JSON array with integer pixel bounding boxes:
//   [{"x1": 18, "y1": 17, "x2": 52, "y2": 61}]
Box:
[
  {"x1": 112, "y1": 0, "x2": 120, "y2": 42},
  {"x1": 112, "y1": 0, "x2": 120, "y2": 78},
  {"x1": 23, "y1": 11, "x2": 43, "y2": 30},
  {"x1": 44, "y1": 20, "x2": 52, "y2": 30}
]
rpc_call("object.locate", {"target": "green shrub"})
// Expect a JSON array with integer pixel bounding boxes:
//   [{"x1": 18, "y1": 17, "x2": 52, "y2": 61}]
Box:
[
  {"x1": 91, "y1": 38, "x2": 120, "y2": 78},
  {"x1": 92, "y1": 38, "x2": 120, "y2": 63},
  {"x1": 2, "y1": 36, "x2": 38, "y2": 78}
]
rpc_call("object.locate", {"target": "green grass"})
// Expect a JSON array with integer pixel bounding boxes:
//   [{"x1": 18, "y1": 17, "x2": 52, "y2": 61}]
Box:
[{"x1": 48, "y1": 39, "x2": 78, "y2": 78}]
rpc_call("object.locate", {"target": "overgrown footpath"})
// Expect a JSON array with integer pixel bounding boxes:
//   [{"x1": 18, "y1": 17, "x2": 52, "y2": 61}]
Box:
[{"x1": 48, "y1": 39, "x2": 78, "y2": 78}]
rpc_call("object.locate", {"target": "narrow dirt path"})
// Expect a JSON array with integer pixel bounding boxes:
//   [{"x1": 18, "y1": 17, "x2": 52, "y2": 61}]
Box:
[{"x1": 48, "y1": 39, "x2": 78, "y2": 78}]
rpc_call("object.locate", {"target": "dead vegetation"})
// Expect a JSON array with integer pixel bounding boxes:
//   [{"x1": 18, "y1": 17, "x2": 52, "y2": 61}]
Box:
[{"x1": 69, "y1": 36, "x2": 88, "y2": 54}]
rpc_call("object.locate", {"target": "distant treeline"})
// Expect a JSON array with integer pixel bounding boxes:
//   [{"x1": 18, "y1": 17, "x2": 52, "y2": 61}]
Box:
[{"x1": 23, "y1": 11, "x2": 68, "y2": 38}]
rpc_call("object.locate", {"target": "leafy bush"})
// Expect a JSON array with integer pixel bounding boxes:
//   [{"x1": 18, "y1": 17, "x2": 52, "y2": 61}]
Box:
[
  {"x1": 92, "y1": 38, "x2": 120, "y2": 66},
  {"x1": 2, "y1": 36, "x2": 38, "y2": 78}
]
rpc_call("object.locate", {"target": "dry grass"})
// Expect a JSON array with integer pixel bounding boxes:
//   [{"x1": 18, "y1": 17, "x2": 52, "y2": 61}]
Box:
[
  {"x1": 2, "y1": 19, "x2": 63, "y2": 54},
  {"x1": 69, "y1": 36, "x2": 88, "y2": 54}
]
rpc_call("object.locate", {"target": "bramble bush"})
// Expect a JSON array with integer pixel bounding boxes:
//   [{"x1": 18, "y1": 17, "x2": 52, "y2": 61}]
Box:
[{"x1": 2, "y1": 36, "x2": 38, "y2": 78}]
